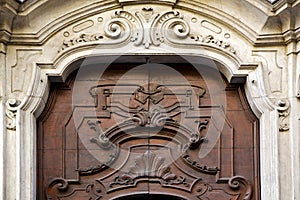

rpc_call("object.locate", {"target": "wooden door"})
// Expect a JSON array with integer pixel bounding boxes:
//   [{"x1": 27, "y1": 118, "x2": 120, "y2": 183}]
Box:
[{"x1": 37, "y1": 61, "x2": 260, "y2": 199}]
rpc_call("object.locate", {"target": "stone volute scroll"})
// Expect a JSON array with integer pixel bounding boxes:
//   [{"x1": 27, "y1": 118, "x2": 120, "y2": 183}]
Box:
[{"x1": 104, "y1": 8, "x2": 190, "y2": 49}]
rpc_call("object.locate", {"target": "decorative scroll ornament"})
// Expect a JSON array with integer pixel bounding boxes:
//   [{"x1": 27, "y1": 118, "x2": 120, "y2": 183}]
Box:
[
  {"x1": 131, "y1": 111, "x2": 208, "y2": 150},
  {"x1": 188, "y1": 120, "x2": 209, "y2": 149},
  {"x1": 89, "y1": 120, "x2": 113, "y2": 150},
  {"x1": 276, "y1": 99, "x2": 290, "y2": 131},
  {"x1": 46, "y1": 178, "x2": 103, "y2": 200},
  {"x1": 58, "y1": 8, "x2": 236, "y2": 53},
  {"x1": 105, "y1": 8, "x2": 189, "y2": 49},
  {"x1": 88, "y1": 120, "x2": 119, "y2": 165},
  {"x1": 195, "y1": 176, "x2": 252, "y2": 200},
  {"x1": 5, "y1": 99, "x2": 20, "y2": 130},
  {"x1": 109, "y1": 151, "x2": 189, "y2": 188},
  {"x1": 227, "y1": 176, "x2": 252, "y2": 200}
]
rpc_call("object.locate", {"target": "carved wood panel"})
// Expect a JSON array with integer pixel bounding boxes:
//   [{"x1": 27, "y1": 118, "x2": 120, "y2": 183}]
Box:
[{"x1": 37, "y1": 62, "x2": 260, "y2": 199}]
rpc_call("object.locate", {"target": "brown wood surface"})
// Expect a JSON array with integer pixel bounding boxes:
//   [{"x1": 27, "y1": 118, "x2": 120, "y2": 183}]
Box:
[{"x1": 37, "y1": 62, "x2": 260, "y2": 199}]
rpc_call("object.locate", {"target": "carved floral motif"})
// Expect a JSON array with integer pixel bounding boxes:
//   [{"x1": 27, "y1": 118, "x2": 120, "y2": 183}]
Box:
[
  {"x1": 59, "y1": 33, "x2": 103, "y2": 52},
  {"x1": 190, "y1": 34, "x2": 236, "y2": 53}
]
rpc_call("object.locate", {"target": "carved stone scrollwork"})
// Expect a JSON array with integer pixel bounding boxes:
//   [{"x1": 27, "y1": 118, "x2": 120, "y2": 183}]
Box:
[
  {"x1": 276, "y1": 99, "x2": 290, "y2": 131},
  {"x1": 104, "y1": 8, "x2": 189, "y2": 49},
  {"x1": 109, "y1": 151, "x2": 189, "y2": 188},
  {"x1": 104, "y1": 17, "x2": 131, "y2": 39},
  {"x1": 5, "y1": 99, "x2": 20, "y2": 130},
  {"x1": 152, "y1": 10, "x2": 189, "y2": 44},
  {"x1": 57, "y1": 7, "x2": 237, "y2": 53}
]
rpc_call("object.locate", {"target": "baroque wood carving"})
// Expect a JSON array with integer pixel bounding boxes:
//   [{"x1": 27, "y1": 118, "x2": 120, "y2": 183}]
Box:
[
  {"x1": 38, "y1": 63, "x2": 259, "y2": 199},
  {"x1": 109, "y1": 151, "x2": 190, "y2": 188}
]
